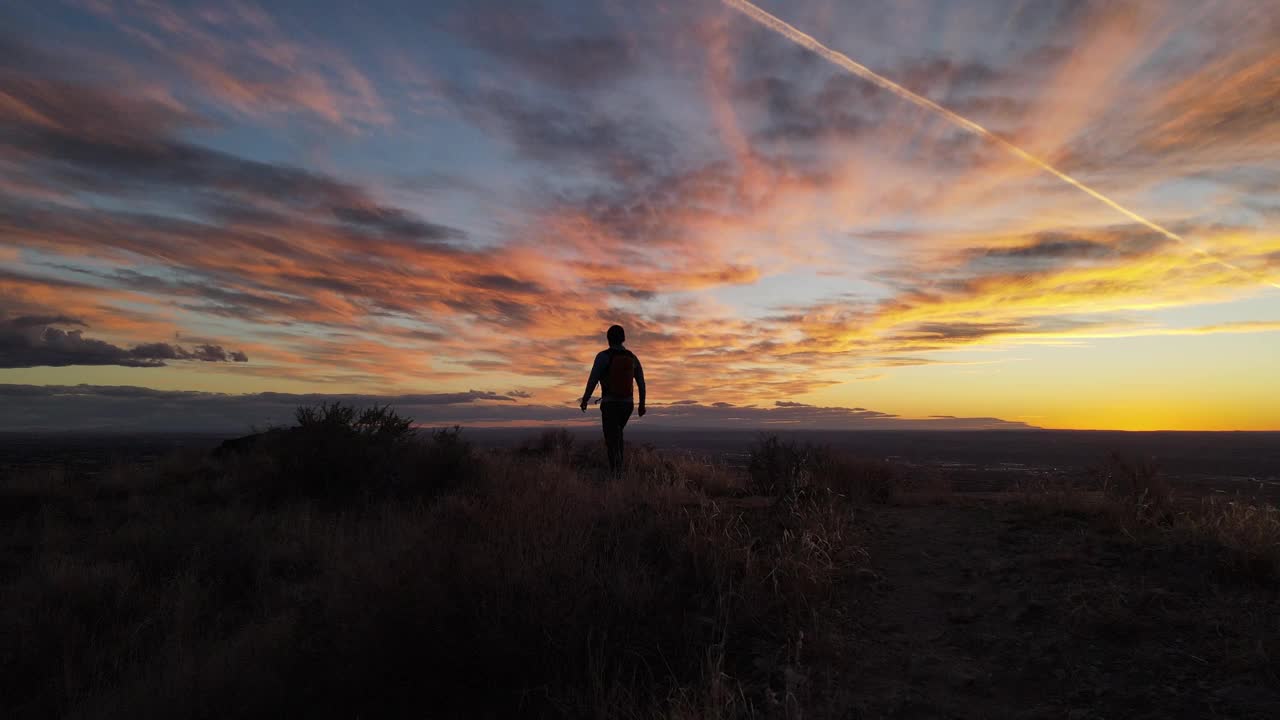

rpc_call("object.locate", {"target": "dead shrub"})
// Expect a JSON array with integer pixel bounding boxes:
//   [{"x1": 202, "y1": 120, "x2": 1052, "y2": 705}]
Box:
[
  {"x1": 747, "y1": 435, "x2": 821, "y2": 496},
  {"x1": 1094, "y1": 451, "x2": 1172, "y2": 525},
  {"x1": 821, "y1": 456, "x2": 896, "y2": 503},
  {"x1": 748, "y1": 434, "x2": 896, "y2": 503}
]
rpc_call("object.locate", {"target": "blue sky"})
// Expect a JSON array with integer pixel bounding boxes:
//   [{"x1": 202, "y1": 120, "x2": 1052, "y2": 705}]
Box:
[{"x1": 1, "y1": 0, "x2": 1277, "y2": 431}]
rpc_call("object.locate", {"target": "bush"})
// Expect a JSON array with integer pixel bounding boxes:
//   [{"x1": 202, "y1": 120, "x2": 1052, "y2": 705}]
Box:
[
  {"x1": 1093, "y1": 451, "x2": 1171, "y2": 524},
  {"x1": 748, "y1": 435, "x2": 895, "y2": 502},
  {"x1": 517, "y1": 427, "x2": 577, "y2": 459},
  {"x1": 294, "y1": 402, "x2": 414, "y2": 444},
  {"x1": 281, "y1": 403, "x2": 413, "y2": 501},
  {"x1": 824, "y1": 456, "x2": 896, "y2": 503},
  {"x1": 235, "y1": 402, "x2": 447, "y2": 504},
  {"x1": 747, "y1": 435, "x2": 825, "y2": 495}
]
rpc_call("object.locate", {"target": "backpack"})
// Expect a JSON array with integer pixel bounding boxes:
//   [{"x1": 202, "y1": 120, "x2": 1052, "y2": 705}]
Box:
[{"x1": 602, "y1": 349, "x2": 635, "y2": 399}]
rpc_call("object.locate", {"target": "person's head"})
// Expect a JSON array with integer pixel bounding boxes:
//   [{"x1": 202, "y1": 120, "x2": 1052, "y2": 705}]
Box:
[{"x1": 606, "y1": 324, "x2": 625, "y2": 346}]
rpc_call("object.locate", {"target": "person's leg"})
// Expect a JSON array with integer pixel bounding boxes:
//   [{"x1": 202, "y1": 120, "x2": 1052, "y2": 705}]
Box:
[
  {"x1": 601, "y1": 403, "x2": 622, "y2": 474},
  {"x1": 601, "y1": 402, "x2": 633, "y2": 475},
  {"x1": 615, "y1": 401, "x2": 633, "y2": 472}
]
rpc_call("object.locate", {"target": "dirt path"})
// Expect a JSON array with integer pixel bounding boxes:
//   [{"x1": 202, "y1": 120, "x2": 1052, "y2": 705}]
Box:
[{"x1": 841, "y1": 498, "x2": 1280, "y2": 719}]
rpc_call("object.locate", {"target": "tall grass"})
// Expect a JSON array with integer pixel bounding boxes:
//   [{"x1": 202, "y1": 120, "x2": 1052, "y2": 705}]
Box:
[
  {"x1": 1023, "y1": 451, "x2": 1280, "y2": 587},
  {"x1": 1, "y1": 417, "x2": 867, "y2": 719},
  {"x1": 1185, "y1": 499, "x2": 1280, "y2": 585}
]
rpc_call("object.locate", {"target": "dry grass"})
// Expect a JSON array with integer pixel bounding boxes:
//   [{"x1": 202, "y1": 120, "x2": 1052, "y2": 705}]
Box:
[
  {"x1": 0, "y1": 428, "x2": 867, "y2": 719},
  {"x1": 1184, "y1": 499, "x2": 1280, "y2": 585},
  {"x1": 1095, "y1": 451, "x2": 1173, "y2": 525},
  {"x1": 745, "y1": 435, "x2": 897, "y2": 504},
  {"x1": 1017, "y1": 453, "x2": 1280, "y2": 587}
]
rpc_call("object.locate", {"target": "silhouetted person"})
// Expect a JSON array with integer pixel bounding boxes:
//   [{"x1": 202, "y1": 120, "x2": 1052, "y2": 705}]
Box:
[{"x1": 580, "y1": 324, "x2": 646, "y2": 474}]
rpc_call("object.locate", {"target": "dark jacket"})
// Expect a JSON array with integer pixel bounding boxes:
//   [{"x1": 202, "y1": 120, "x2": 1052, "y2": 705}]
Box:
[{"x1": 583, "y1": 345, "x2": 646, "y2": 405}]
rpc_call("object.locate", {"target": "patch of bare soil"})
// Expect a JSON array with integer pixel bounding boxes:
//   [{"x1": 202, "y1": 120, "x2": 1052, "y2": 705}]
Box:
[{"x1": 842, "y1": 498, "x2": 1279, "y2": 719}]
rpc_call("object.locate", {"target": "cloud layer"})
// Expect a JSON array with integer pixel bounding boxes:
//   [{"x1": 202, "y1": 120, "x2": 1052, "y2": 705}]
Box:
[
  {"x1": 0, "y1": 384, "x2": 1032, "y2": 433},
  {"x1": 0, "y1": 315, "x2": 247, "y2": 368},
  {"x1": 1, "y1": 0, "x2": 1277, "y2": 429}
]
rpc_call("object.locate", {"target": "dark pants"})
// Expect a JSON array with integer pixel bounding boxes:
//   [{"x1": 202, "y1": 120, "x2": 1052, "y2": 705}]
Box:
[{"x1": 601, "y1": 401, "x2": 633, "y2": 473}]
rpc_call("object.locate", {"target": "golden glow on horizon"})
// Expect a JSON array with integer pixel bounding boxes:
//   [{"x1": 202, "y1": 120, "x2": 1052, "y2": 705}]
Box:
[
  {"x1": 814, "y1": 330, "x2": 1280, "y2": 431},
  {"x1": 2, "y1": 1, "x2": 1278, "y2": 432},
  {"x1": 720, "y1": 0, "x2": 1280, "y2": 292}
]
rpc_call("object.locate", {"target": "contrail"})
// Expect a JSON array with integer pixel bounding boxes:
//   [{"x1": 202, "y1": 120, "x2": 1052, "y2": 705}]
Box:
[{"x1": 720, "y1": 0, "x2": 1280, "y2": 291}]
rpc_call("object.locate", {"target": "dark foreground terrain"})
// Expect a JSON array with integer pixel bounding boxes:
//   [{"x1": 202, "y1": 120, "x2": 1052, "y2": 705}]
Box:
[
  {"x1": 847, "y1": 499, "x2": 1279, "y2": 718},
  {"x1": 5, "y1": 428, "x2": 1278, "y2": 502},
  {"x1": 1, "y1": 416, "x2": 1277, "y2": 718}
]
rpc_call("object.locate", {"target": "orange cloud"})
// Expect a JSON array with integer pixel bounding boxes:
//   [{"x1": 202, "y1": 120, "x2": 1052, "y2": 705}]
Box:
[{"x1": 2, "y1": 1, "x2": 1277, "y2": 428}]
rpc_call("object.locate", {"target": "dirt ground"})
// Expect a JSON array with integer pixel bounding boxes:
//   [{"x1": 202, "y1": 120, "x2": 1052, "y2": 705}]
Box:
[{"x1": 836, "y1": 497, "x2": 1279, "y2": 719}]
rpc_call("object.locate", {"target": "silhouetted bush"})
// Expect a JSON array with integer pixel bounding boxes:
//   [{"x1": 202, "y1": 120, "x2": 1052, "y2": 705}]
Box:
[
  {"x1": 748, "y1": 434, "x2": 824, "y2": 495},
  {"x1": 517, "y1": 427, "x2": 576, "y2": 459},
  {"x1": 824, "y1": 456, "x2": 897, "y2": 503},
  {"x1": 225, "y1": 401, "x2": 458, "y2": 504},
  {"x1": 265, "y1": 402, "x2": 414, "y2": 502},
  {"x1": 294, "y1": 401, "x2": 414, "y2": 444},
  {"x1": 1093, "y1": 451, "x2": 1171, "y2": 524},
  {"x1": 748, "y1": 434, "x2": 895, "y2": 502}
]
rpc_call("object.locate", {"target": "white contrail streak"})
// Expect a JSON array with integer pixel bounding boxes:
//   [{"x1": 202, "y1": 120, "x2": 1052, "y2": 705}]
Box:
[{"x1": 721, "y1": 0, "x2": 1280, "y2": 290}]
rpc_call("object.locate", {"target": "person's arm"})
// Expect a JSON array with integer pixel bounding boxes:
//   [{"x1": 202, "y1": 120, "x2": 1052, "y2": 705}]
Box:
[
  {"x1": 634, "y1": 356, "x2": 646, "y2": 416},
  {"x1": 580, "y1": 352, "x2": 607, "y2": 412}
]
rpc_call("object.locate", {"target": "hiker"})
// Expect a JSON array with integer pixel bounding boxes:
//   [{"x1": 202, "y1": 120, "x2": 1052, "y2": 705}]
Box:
[{"x1": 580, "y1": 324, "x2": 646, "y2": 474}]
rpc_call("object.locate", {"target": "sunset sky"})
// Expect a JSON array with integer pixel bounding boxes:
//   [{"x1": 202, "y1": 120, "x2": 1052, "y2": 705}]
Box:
[{"x1": 2, "y1": 0, "x2": 1278, "y2": 432}]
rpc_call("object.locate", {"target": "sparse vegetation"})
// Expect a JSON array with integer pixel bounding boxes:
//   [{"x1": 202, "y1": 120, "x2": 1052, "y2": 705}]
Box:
[
  {"x1": 518, "y1": 426, "x2": 577, "y2": 460},
  {"x1": 0, "y1": 419, "x2": 861, "y2": 719},
  {"x1": 1021, "y1": 452, "x2": 1280, "y2": 587},
  {"x1": 3, "y1": 423, "x2": 1278, "y2": 719},
  {"x1": 1094, "y1": 450, "x2": 1173, "y2": 524},
  {"x1": 293, "y1": 401, "x2": 416, "y2": 443},
  {"x1": 747, "y1": 434, "x2": 896, "y2": 502},
  {"x1": 1189, "y1": 498, "x2": 1280, "y2": 585}
]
